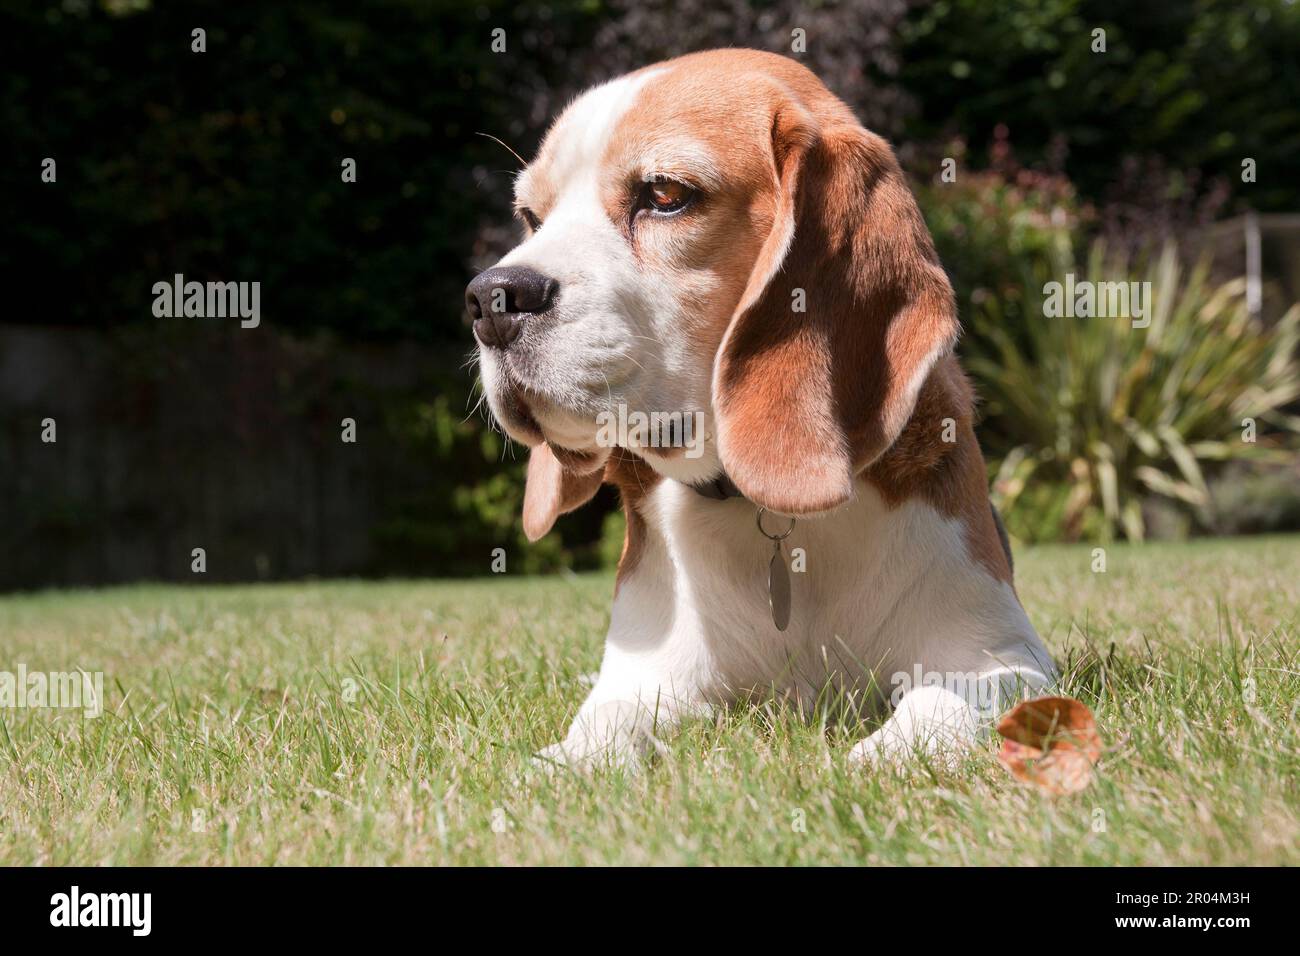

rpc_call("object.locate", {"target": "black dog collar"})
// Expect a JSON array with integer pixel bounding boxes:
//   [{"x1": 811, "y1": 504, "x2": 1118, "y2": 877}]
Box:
[
  {"x1": 687, "y1": 472, "x2": 745, "y2": 501},
  {"x1": 684, "y1": 471, "x2": 793, "y2": 630}
]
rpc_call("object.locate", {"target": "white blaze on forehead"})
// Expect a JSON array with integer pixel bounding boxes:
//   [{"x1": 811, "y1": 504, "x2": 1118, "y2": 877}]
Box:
[{"x1": 520, "y1": 69, "x2": 667, "y2": 209}]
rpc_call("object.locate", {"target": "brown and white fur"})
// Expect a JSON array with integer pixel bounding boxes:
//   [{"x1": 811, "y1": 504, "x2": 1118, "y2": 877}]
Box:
[{"x1": 470, "y1": 50, "x2": 1055, "y2": 768}]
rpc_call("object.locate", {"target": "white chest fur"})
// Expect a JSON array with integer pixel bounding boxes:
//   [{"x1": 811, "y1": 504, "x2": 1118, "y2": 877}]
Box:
[
  {"x1": 601, "y1": 478, "x2": 1051, "y2": 714},
  {"x1": 543, "y1": 478, "x2": 1057, "y2": 768}
]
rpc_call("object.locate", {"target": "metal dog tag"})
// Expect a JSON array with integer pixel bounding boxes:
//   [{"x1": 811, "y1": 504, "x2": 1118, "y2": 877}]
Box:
[
  {"x1": 768, "y1": 540, "x2": 791, "y2": 631},
  {"x1": 757, "y1": 509, "x2": 796, "y2": 632}
]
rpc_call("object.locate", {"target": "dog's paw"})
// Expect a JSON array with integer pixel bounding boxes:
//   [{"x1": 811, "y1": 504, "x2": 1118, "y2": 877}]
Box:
[
  {"x1": 533, "y1": 741, "x2": 574, "y2": 767},
  {"x1": 848, "y1": 686, "x2": 980, "y2": 769},
  {"x1": 524, "y1": 742, "x2": 570, "y2": 782},
  {"x1": 848, "y1": 723, "x2": 972, "y2": 770},
  {"x1": 529, "y1": 722, "x2": 646, "y2": 776},
  {"x1": 529, "y1": 738, "x2": 641, "y2": 777},
  {"x1": 847, "y1": 725, "x2": 901, "y2": 767},
  {"x1": 528, "y1": 700, "x2": 674, "y2": 779}
]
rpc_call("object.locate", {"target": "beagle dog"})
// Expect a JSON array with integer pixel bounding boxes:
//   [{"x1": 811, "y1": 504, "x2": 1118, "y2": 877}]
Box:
[{"x1": 467, "y1": 49, "x2": 1056, "y2": 768}]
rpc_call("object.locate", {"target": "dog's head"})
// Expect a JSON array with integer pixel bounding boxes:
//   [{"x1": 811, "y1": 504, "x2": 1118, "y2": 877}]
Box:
[{"x1": 468, "y1": 49, "x2": 958, "y2": 537}]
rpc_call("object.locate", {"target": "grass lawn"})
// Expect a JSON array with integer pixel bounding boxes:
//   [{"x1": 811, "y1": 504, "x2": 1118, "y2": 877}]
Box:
[{"x1": 1, "y1": 535, "x2": 1297, "y2": 866}]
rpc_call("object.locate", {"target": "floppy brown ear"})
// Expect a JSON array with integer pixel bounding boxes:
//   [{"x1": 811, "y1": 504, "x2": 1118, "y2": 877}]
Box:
[
  {"x1": 521, "y1": 443, "x2": 606, "y2": 542},
  {"x1": 713, "y1": 108, "x2": 960, "y2": 515}
]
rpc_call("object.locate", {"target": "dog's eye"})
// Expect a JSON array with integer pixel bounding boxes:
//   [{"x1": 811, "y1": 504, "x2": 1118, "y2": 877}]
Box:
[
  {"x1": 519, "y1": 208, "x2": 542, "y2": 231},
  {"x1": 641, "y1": 176, "x2": 695, "y2": 215}
]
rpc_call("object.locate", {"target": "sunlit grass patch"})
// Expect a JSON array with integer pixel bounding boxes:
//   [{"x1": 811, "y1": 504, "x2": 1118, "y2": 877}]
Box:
[{"x1": 0, "y1": 536, "x2": 1297, "y2": 865}]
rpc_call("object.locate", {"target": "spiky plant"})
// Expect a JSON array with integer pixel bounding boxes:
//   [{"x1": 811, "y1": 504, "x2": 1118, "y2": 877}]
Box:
[{"x1": 967, "y1": 240, "x2": 1300, "y2": 542}]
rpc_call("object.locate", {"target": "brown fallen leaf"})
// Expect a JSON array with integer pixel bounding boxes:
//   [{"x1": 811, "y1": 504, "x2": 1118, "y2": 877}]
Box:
[{"x1": 996, "y1": 696, "x2": 1102, "y2": 795}]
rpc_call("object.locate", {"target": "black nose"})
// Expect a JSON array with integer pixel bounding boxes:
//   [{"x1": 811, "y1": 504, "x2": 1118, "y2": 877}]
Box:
[{"x1": 466, "y1": 266, "x2": 558, "y2": 349}]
